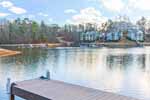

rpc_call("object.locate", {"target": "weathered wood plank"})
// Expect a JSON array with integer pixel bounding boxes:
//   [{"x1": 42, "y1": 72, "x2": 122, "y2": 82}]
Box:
[{"x1": 10, "y1": 79, "x2": 140, "y2": 100}]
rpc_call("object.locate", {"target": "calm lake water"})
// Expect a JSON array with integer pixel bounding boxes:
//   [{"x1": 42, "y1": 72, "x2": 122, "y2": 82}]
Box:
[{"x1": 0, "y1": 47, "x2": 150, "y2": 100}]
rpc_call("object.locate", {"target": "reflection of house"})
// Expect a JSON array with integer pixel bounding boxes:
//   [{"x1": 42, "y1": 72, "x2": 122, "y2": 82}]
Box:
[{"x1": 80, "y1": 31, "x2": 99, "y2": 42}]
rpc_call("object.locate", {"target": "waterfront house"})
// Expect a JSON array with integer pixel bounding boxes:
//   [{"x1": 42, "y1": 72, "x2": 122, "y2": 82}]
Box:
[
  {"x1": 80, "y1": 31, "x2": 99, "y2": 42},
  {"x1": 80, "y1": 21, "x2": 144, "y2": 43},
  {"x1": 105, "y1": 21, "x2": 144, "y2": 42},
  {"x1": 127, "y1": 26, "x2": 144, "y2": 41},
  {"x1": 105, "y1": 32, "x2": 122, "y2": 41},
  {"x1": 99, "y1": 33, "x2": 106, "y2": 41},
  {"x1": 104, "y1": 29, "x2": 144, "y2": 42}
]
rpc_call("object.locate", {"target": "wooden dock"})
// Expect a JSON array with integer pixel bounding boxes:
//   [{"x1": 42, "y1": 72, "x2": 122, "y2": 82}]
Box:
[{"x1": 10, "y1": 79, "x2": 140, "y2": 100}]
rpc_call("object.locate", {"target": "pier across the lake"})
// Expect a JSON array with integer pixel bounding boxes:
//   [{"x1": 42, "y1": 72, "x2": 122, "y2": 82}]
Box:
[{"x1": 10, "y1": 79, "x2": 140, "y2": 100}]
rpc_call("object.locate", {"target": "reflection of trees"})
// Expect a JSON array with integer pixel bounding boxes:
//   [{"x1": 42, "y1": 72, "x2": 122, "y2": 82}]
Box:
[
  {"x1": 144, "y1": 54, "x2": 150, "y2": 72},
  {"x1": 49, "y1": 48, "x2": 68, "y2": 73},
  {"x1": 137, "y1": 54, "x2": 145, "y2": 70},
  {"x1": 106, "y1": 54, "x2": 146, "y2": 70},
  {"x1": 1, "y1": 48, "x2": 49, "y2": 69}
]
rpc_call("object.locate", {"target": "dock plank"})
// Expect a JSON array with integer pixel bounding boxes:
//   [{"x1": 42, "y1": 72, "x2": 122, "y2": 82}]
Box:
[{"x1": 11, "y1": 79, "x2": 140, "y2": 100}]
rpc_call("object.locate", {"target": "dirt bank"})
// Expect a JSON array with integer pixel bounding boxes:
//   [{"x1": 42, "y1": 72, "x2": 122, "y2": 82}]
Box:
[{"x1": 0, "y1": 48, "x2": 21, "y2": 57}]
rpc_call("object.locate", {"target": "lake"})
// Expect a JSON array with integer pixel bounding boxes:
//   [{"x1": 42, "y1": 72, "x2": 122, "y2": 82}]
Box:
[{"x1": 0, "y1": 47, "x2": 150, "y2": 100}]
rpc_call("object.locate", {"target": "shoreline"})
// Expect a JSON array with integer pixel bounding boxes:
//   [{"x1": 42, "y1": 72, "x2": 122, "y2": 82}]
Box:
[
  {"x1": 1, "y1": 42, "x2": 150, "y2": 47},
  {"x1": 0, "y1": 42, "x2": 150, "y2": 57},
  {"x1": 0, "y1": 43, "x2": 63, "y2": 47},
  {"x1": 80, "y1": 42, "x2": 150, "y2": 47},
  {"x1": 0, "y1": 43, "x2": 62, "y2": 57}
]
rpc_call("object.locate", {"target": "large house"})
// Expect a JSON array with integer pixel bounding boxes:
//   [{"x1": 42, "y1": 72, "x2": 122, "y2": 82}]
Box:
[
  {"x1": 80, "y1": 21, "x2": 144, "y2": 42},
  {"x1": 80, "y1": 31, "x2": 99, "y2": 42},
  {"x1": 105, "y1": 32, "x2": 122, "y2": 41},
  {"x1": 127, "y1": 27, "x2": 144, "y2": 41},
  {"x1": 103, "y1": 21, "x2": 144, "y2": 42}
]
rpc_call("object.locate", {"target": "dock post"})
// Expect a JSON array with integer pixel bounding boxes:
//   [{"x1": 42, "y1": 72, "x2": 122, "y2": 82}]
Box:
[
  {"x1": 10, "y1": 83, "x2": 16, "y2": 100},
  {"x1": 46, "y1": 70, "x2": 50, "y2": 80},
  {"x1": 10, "y1": 94, "x2": 14, "y2": 100},
  {"x1": 6, "y1": 78, "x2": 11, "y2": 94}
]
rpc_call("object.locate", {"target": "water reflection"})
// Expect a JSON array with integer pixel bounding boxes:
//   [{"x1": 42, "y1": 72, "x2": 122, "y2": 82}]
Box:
[
  {"x1": 106, "y1": 54, "x2": 146, "y2": 70},
  {"x1": 0, "y1": 47, "x2": 150, "y2": 100}
]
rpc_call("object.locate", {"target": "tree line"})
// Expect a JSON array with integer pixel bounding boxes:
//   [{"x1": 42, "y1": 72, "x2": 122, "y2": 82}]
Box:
[
  {"x1": 0, "y1": 18, "x2": 60, "y2": 44},
  {"x1": 0, "y1": 16, "x2": 149, "y2": 44}
]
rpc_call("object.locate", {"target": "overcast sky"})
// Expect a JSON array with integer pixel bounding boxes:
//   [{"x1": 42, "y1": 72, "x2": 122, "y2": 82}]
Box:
[{"x1": 0, "y1": 0, "x2": 150, "y2": 24}]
